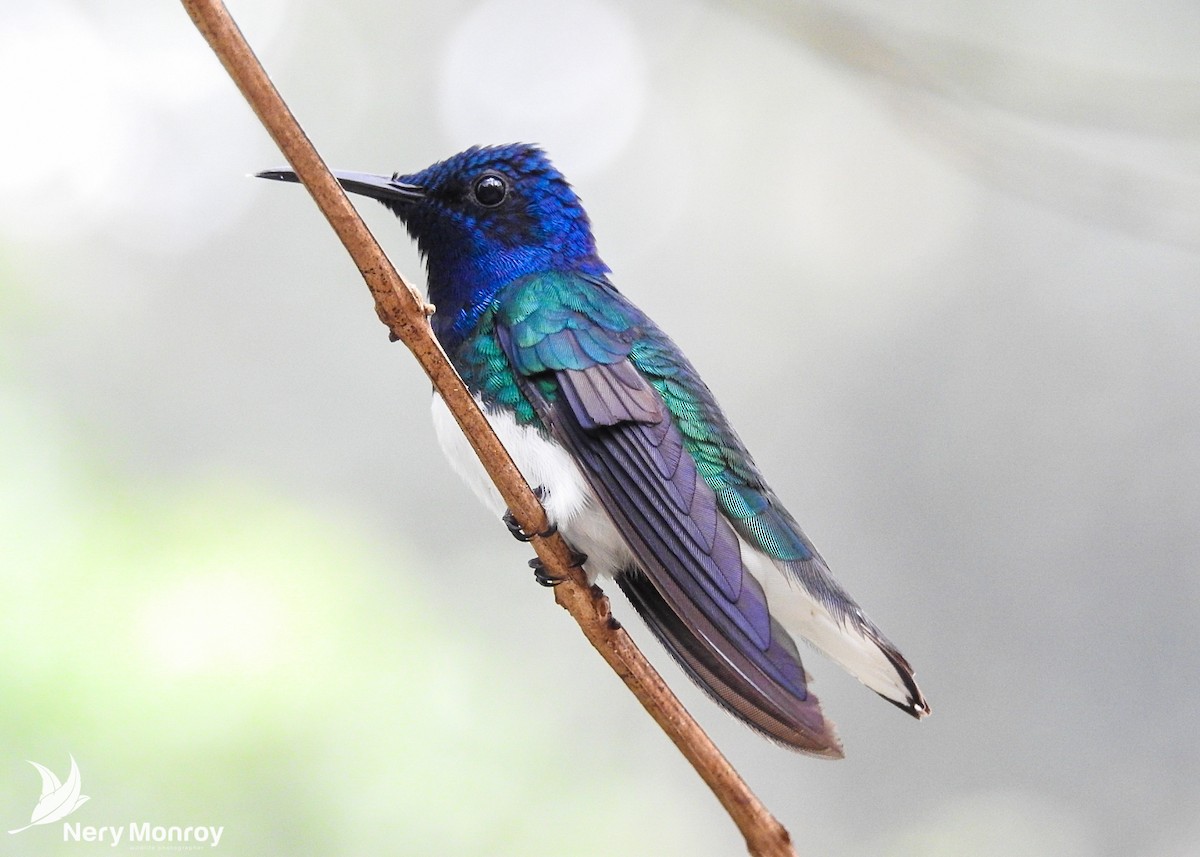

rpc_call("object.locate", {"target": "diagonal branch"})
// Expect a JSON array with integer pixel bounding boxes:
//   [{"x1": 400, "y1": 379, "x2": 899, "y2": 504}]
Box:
[{"x1": 180, "y1": 1, "x2": 797, "y2": 854}]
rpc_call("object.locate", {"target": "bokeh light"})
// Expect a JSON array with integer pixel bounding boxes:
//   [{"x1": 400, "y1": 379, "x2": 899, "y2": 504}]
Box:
[{"x1": 438, "y1": 0, "x2": 646, "y2": 177}]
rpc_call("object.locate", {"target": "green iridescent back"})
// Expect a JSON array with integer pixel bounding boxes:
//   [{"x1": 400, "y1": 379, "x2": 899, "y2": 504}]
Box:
[
  {"x1": 450, "y1": 306, "x2": 546, "y2": 427},
  {"x1": 450, "y1": 270, "x2": 818, "y2": 565}
]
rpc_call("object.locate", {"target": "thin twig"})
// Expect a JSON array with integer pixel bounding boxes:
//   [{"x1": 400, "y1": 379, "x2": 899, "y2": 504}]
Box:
[{"x1": 180, "y1": 1, "x2": 797, "y2": 853}]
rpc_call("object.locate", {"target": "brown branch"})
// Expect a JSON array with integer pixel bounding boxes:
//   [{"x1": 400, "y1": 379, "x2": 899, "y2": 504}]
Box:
[{"x1": 180, "y1": 2, "x2": 797, "y2": 854}]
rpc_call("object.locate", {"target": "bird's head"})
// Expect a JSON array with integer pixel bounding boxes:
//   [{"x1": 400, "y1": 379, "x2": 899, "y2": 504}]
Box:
[{"x1": 259, "y1": 144, "x2": 609, "y2": 312}]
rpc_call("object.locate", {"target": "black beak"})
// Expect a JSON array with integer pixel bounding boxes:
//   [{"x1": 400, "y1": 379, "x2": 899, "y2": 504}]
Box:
[{"x1": 256, "y1": 168, "x2": 425, "y2": 205}]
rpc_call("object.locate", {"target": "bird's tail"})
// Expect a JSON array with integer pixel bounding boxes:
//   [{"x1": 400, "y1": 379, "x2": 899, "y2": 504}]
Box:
[{"x1": 616, "y1": 569, "x2": 844, "y2": 758}]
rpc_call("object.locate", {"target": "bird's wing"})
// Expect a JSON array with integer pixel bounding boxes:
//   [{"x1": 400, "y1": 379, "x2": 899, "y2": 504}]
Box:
[
  {"x1": 495, "y1": 272, "x2": 841, "y2": 754},
  {"x1": 496, "y1": 272, "x2": 927, "y2": 731},
  {"x1": 629, "y1": 311, "x2": 928, "y2": 719}
]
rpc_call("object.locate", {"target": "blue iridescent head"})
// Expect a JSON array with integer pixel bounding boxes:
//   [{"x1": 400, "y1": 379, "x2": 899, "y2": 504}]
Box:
[
  {"x1": 390, "y1": 144, "x2": 608, "y2": 284},
  {"x1": 260, "y1": 145, "x2": 610, "y2": 342}
]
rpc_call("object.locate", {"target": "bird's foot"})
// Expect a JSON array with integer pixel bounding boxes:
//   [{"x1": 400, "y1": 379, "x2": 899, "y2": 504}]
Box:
[
  {"x1": 502, "y1": 485, "x2": 556, "y2": 542},
  {"x1": 528, "y1": 550, "x2": 588, "y2": 587}
]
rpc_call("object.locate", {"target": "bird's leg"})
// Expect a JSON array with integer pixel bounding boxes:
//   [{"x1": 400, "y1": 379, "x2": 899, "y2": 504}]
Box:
[
  {"x1": 500, "y1": 485, "x2": 581, "y2": 584},
  {"x1": 501, "y1": 485, "x2": 580, "y2": 584},
  {"x1": 528, "y1": 549, "x2": 588, "y2": 587},
  {"x1": 502, "y1": 485, "x2": 557, "y2": 542}
]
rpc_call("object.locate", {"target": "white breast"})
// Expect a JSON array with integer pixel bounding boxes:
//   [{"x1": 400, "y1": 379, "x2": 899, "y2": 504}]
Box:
[{"x1": 430, "y1": 394, "x2": 636, "y2": 581}]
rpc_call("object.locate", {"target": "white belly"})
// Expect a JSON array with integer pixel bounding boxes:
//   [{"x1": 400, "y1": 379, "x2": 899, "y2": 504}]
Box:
[{"x1": 430, "y1": 394, "x2": 636, "y2": 581}]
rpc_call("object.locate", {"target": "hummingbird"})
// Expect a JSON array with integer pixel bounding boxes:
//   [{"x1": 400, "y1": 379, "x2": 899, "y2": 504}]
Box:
[{"x1": 259, "y1": 144, "x2": 928, "y2": 756}]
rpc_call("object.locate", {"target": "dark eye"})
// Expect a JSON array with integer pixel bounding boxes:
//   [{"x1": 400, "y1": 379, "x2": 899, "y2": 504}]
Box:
[{"x1": 472, "y1": 173, "x2": 507, "y2": 207}]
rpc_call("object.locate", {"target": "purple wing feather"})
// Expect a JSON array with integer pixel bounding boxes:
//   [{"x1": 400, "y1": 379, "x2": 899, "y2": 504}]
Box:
[{"x1": 498, "y1": 327, "x2": 843, "y2": 755}]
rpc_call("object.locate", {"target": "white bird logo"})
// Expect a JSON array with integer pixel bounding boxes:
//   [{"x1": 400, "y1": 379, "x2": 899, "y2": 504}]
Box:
[{"x1": 9, "y1": 755, "x2": 90, "y2": 834}]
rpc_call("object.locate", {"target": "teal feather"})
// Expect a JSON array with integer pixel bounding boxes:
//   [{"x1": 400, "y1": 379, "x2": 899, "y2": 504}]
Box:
[{"x1": 462, "y1": 270, "x2": 818, "y2": 565}]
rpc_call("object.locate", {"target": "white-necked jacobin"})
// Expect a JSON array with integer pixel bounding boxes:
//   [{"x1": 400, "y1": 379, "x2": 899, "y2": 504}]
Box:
[{"x1": 259, "y1": 144, "x2": 929, "y2": 756}]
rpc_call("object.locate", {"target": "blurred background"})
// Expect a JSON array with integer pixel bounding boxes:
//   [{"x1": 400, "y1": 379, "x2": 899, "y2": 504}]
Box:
[{"x1": 1, "y1": 0, "x2": 1198, "y2": 854}]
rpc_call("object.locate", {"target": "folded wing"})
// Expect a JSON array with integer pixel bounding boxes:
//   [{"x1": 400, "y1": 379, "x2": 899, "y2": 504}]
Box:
[{"x1": 494, "y1": 272, "x2": 926, "y2": 754}]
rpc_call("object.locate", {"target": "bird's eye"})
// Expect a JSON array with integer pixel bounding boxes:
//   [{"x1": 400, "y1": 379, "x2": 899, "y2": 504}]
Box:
[{"x1": 472, "y1": 173, "x2": 507, "y2": 207}]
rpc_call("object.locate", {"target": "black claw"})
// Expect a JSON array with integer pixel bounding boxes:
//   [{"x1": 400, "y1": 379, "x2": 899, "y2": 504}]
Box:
[
  {"x1": 388, "y1": 330, "x2": 400, "y2": 342},
  {"x1": 501, "y1": 485, "x2": 556, "y2": 542},
  {"x1": 503, "y1": 508, "x2": 532, "y2": 541},
  {"x1": 504, "y1": 511, "x2": 557, "y2": 542},
  {"x1": 529, "y1": 558, "x2": 563, "y2": 587},
  {"x1": 527, "y1": 550, "x2": 588, "y2": 587}
]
